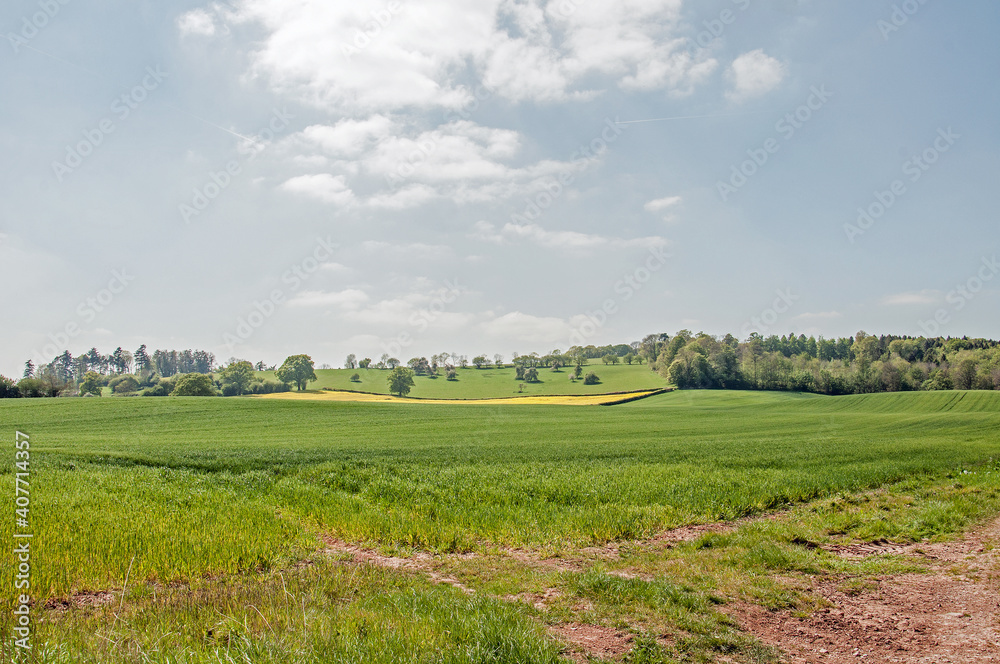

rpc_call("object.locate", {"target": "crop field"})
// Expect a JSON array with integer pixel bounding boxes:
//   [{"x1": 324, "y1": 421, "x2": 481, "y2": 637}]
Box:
[
  {"x1": 2, "y1": 390, "x2": 1000, "y2": 662},
  {"x1": 257, "y1": 362, "x2": 667, "y2": 398},
  {"x1": 257, "y1": 389, "x2": 666, "y2": 405}
]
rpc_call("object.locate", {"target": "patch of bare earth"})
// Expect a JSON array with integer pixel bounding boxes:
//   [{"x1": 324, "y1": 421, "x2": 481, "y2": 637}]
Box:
[
  {"x1": 504, "y1": 518, "x2": 748, "y2": 576},
  {"x1": 551, "y1": 623, "x2": 634, "y2": 662},
  {"x1": 732, "y1": 517, "x2": 1000, "y2": 663},
  {"x1": 320, "y1": 536, "x2": 475, "y2": 594},
  {"x1": 44, "y1": 591, "x2": 116, "y2": 612}
]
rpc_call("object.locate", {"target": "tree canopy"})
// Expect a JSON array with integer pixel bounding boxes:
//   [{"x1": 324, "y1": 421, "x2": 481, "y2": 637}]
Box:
[
  {"x1": 387, "y1": 367, "x2": 415, "y2": 397},
  {"x1": 276, "y1": 355, "x2": 317, "y2": 391},
  {"x1": 172, "y1": 373, "x2": 217, "y2": 397},
  {"x1": 220, "y1": 360, "x2": 255, "y2": 396}
]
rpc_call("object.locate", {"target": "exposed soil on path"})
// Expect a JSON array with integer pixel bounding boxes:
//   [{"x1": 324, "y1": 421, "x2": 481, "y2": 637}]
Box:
[
  {"x1": 550, "y1": 623, "x2": 635, "y2": 662},
  {"x1": 731, "y1": 517, "x2": 1000, "y2": 663},
  {"x1": 320, "y1": 536, "x2": 476, "y2": 593}
]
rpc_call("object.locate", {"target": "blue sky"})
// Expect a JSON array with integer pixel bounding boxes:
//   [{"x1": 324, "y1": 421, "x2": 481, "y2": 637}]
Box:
[{"x1": 2, "y1": 0, "x2": 998, "y2": 375}]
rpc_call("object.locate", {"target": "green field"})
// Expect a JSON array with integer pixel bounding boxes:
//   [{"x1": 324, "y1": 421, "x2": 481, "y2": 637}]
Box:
[
  {"x1": 259, "y1": 362, "x2": 667, "y2": 398},
  {"x1": 2, "y1": 390, "x2": 999, "y2": 662}
]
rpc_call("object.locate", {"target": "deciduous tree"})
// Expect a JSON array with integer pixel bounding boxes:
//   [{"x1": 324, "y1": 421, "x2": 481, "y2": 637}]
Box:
[
  {"x1": 276, "y1": 355, "x2": 318, "y2": 391},
  {"x1": 387, "y1": 367, "x2": 415, "y2": 396}
]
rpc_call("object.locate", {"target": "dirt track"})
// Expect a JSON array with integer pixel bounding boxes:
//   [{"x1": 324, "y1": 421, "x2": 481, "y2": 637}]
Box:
[{"x1": 732, "y1": 517, "x2": 1000, "y2": 663}]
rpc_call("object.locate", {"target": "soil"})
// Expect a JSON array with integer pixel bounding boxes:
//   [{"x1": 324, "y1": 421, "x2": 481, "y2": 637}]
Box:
[
  {"x1": 731, "y1": 517, "x2": 1000, "y2": 663},
  {"x1": 321, "y1": 536, "x2": 475, "y2": 593},
  {"x1": 44, "y1": 590, "x2": 115, "y2": 612},
  {"x1": 550, "y1": 623, "x2": 635, "y2": 662}
]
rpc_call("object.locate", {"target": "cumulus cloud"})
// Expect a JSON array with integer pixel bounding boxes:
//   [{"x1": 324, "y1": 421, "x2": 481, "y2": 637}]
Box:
[
  {"x1": 177, "y1": 9, "x2": 217, "y2": 36},
  {"x1": 472, "y1": 221, "x2": 667, "y2": 252},
  {"x1": 644, "y1": 195, "x2": 682, "y2": 212},
  {"x1": 288, "y1": 288, "x2": 370, "y2": 308},
  {"x1": 880, "y1": 290, "x2": 941, "y2": 306},
  {"x1": 480, "y1": 311, "x2": 574, "y2": 345},
  {"x1": 792, "y1": 311, "x2": 842, "y2": 322},
  {"x1": 280, "y1": 173, "x2": 355, "y2": 205},
  {"x1": 360, "y1": 241, "x2": 452, "y2": 261},
  {"x1": 279, "y1": 119, "x2": 591, "y2": 209},
  {"x1": 298, "y1": 116, "x2": 394, "y2": 157},
  {"x1": 191, "y1": 0, "x2": 717, "y2": 112},
  {"x1": 726, "y1": 49, "x2": 787, "y2": 102}
]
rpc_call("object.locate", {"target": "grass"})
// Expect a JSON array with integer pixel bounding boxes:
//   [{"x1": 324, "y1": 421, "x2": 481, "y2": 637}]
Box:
[
  {"x1": 258, "y1": 362, "x2": 667, "y2": 398},
  {"x1": 1, "y1": 390, "x2": 999, "y2": 662}
]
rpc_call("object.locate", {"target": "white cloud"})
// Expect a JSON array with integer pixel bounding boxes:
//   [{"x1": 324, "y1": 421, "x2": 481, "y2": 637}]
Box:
[
  {"x1": 177, "y1": 9, "x2": 217, "y2": 37},
  {"x1": 880, "y1": 290, "x2": 941, "y2": 306},
  {"x1": 288, "y1": 289, "x2": 370, "y2": 308},
  {"x1": 360, "y1": 241, "x2": 452, "y2": 261},
  {"x1": 480, "y1": 311, "x2": 573, "y2": 345},
  {"x1": 281, "y1": 119, "x2": 591, "y2": 209},
  {"x1": 366, "y1": 184, "x2": 439, "y2": 209},
  {"x1": 726, "y1": 49, "x2": 787, "y2": 102},
  {"x1": 298, "y1": 116, "x2": 394, "y2": 157},
  {"x1": 644, "y1": 195, "x2": 682, "y2": 212},
  {"x1": 196, "y1": 0, "x2": 717, "y2": 112},
  {"x1": 792, "y1": 311, "x2": 842, "y2": 322},
  {"x1": 280, "y1": 173, "x2": 355, "y2": 205},
  {"x1": 472, "y1": 221, "x2": 668, "y2": 252}
]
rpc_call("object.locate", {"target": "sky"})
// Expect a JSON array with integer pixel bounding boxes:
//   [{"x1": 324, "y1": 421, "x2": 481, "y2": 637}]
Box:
[{"x1": 2, "y1": 0, "x2": 999, "y2": 375}]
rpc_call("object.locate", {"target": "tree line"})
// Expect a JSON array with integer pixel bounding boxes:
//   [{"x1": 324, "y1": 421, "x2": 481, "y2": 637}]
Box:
[
  {"x1": 639, "y1": 331, "x2": 1000, "y2": 394},
  {"x1": 1, "y1": 346, "x2": 291, "y2": 398},
  {"x1": 5, "y1": 331, "x2": 998, "y2": 399}
]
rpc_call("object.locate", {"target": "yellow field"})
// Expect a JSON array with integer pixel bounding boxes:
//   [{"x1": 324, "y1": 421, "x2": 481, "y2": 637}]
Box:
[{"x1": 255, "y1": 389, "x2": 664, "y2": 406}]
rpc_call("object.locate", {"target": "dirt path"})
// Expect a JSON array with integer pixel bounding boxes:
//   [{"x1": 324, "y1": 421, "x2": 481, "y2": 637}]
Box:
[{"x1": 733, "y1": 517, "x2": 1000, "y2": 663}]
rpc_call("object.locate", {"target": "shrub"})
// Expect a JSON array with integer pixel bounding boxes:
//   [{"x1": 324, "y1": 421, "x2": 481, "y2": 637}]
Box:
[
  {"x1": 111, "y1": 376, "x2": 139, "y2": 395},
  {"x1": 583, "y1": 372, "x2": 601, "y2": 385},
  {"x1": 446, "y1": 368, "x2": 457, "y2": 381},
  {"x1": 266, "y1": 380, "x2": 289, "y2": 394},
  {"x1": 173, "y1": 373, "x2": 218, "y2": 396},
  {"x1": 16, "y1": 378, "x2": 50, "y2": 398},
  {"x1": 249, "y1": 380, "x2": 290, "y2": 395},
  {"x1": 350, "y1": 373, "x2": 361, "y2": 383},
  {"x1": 0, "y1": 375, "x2": 20, "y2": 398},
  {"x1": 79, "y1": 371, "x2": 105, "y2": 397},
  {"x1": 141, "y1": 384, "x2": 168, "y2": 397}
]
